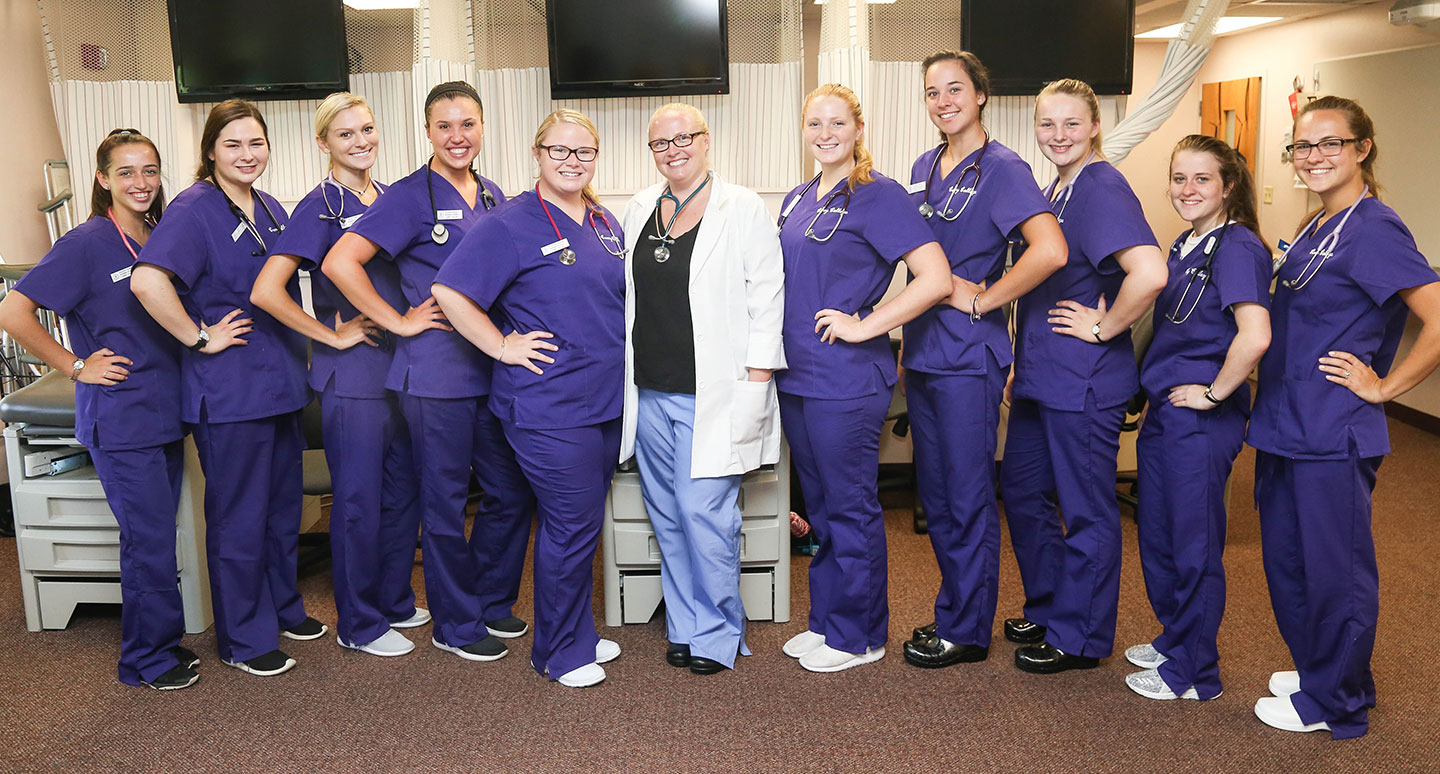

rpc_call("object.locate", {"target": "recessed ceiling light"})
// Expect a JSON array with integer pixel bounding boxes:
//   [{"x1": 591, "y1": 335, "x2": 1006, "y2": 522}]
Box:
[
  {"x1": 1136, "y1": 16, "x2": 1282, "y2": 39},
  {"x1": 344, "y1": 1, "x2": 420, "y2": 10}
]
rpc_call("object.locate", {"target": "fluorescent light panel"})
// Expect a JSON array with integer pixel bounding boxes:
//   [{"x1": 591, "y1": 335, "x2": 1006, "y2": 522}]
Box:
[
  {"x1": 1136, "y1": 16, "x2": 1282, "y2": 39},
  {"x1": 344, "y1": 0, "x2": 419, "y2": 10}
]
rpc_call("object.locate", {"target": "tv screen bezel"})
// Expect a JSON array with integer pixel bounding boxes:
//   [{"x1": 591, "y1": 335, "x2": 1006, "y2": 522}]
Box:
[
  {"x1": 167, "y1": 0, "x2": 351, "y2": 104},
  {"x1": 961, "y1": 0, "x2": 1136, "y2": 96},
  {"x1": 544, "y1": 0, "x2": 730, "y2": 99}
]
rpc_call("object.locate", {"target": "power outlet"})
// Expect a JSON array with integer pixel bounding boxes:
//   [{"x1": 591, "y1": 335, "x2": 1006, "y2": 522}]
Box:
[{"x1": 1263, "y1": 185, "x2": 1274, "y2": 204}]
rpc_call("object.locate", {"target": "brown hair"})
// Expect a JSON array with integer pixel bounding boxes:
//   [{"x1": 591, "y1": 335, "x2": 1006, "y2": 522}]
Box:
[
  {"x1": 1036, "y1": 78, "x2": 1105, "y2": 158},
  {"x1": 424, "y1": 81, "x2": 483, "y2": 125},
  {"x1": 195, "y1": 99, "x2": 268, "y2": 182},
  {"x1": 803, "y1": 83, "x2": 874, "y2": 191},
  {"x1": 1170, "y1": 134, "x2": 1262, "y2": 242},
  {"x1": 91, "y1": 129, "x2": 165, "y2": 223},
  {"x1": 1293, "y1": 95, "x2": 1380, "y2": 234},
  {"x1": 533, "y1": 109, "x2": 601, "y2": 212},
  {"x1": 921, "y1": 51, "x2": 991, "y2": 141}
]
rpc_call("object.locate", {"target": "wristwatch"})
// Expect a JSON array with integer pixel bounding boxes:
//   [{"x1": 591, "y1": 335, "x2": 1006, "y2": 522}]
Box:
[
  {"x1": 68, "y1": 358, "x2": 85, "y2": 381},
  {"x1": 1091, "y1": 322, "x2": 1104, "y2": 343},
  {"x1": 190, "y1": 329, "x2": 210, "y2": 352}
]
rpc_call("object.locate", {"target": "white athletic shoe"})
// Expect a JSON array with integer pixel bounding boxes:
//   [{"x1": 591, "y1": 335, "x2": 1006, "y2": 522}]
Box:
[
  {"x1": 338, "y1": 628, "x2": 414, "y2": 657},
  {"x1": 1269, "y1": 670, "x2": 1301, "y2": 697},
  {"x1": 1124, "y1": 642, "x2": 1168, "y2": 670},
  {"x1": 1125, "y1": 669, "x2": 1208, "y2": 700},
  {"x1": 1254, "y1": 696, "x2": 1330, "y2": 734},
  {"x1": 391, "y1": 607, "x2": 432, "y2": 629},
  {"x1": 557, "y1": 662, "x2": 607, "y2": 688},
  {"x1": 799, "y1": 644, "x2": 885, "y2": 673},
  {"x1": 596, "y1": 638, "x2": 621, "y2": 664},
  {"x1": 782, "y1": 630, "x2": 825, "y2": 658}
]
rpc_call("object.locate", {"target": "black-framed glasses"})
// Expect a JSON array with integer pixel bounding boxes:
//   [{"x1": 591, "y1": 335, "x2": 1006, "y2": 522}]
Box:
[
  {"x1": 1285, "y1": 137, "x2": 1360, "y2": 160},
  {"x1": 646, "y1": 131, "x2": 707, "y2": 153},
  {"x1": 538, "y1": 144, "x2": 598, "y2": 162}
]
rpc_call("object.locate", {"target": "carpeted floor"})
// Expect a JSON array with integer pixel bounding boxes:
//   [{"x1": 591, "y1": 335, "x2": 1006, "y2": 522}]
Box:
[{"x1": 2, "y1": 418, "x2": 1438, "y2": 773}]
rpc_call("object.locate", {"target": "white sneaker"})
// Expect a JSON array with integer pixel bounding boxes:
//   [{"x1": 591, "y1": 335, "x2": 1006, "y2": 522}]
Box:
[
  {"x1": 1269, "y1": 670, "x2": 1301, "y2": 697},
  {"x1": 1254, "y1": 696, "x2": 1330, "y2": 733},
  {"x1": 391, "y1": 607, "x2": 432, "y2": 629},
  {"x1": 799, "y1": 644, "x2": 885, "y2": 673},
  {"x1": 1124, "y1": 642, "x2": 1168, "y2": 670},
  {"x1": 1125, "y1": 669, "x2": 1208, "y2": 700},
  {"x1": 782, "y1": 630, "x2": 825, "y2": 658},
  {"x1": 596, "y1": 638, "x2": 621, "y2": 664},
  {"x1": 338, "y1": 628, "x2": 414, "y2": 657},
  {"x1": 557, "y1": 662, "x2": 606, "y2": 688}
]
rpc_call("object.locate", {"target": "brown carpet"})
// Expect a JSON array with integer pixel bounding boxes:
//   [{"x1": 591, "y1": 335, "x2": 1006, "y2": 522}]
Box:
[{"x1": 2, "y1": 418, "x2": 1438, "y2": 773}]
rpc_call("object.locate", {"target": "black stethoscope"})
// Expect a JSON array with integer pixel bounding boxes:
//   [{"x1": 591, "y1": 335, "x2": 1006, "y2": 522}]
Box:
[
  {"x1": 776, "y1": 173, "x2": 851, "y2": 242},
  {"x1": 211, "y1": 179, "x2": 284, "y2": 257},
  {"x1": 1272, "y1": 186, "x2": 1369, "y2": 291},
  {"x1": 918, "y1": 138, "x2": 986, "y2": 221},
  {"x1": 319, "y1": 175, "x2": 387, "y2": 226},
  {"x1": 426, "y1": 158, "x2": 496, "y2": 246},
  {"x1": 535, "y1": 186, "x2": 625, "y2": 265},
  {"x1": 1164, "y1": 221, "x2": 1230, "y2": 324}
]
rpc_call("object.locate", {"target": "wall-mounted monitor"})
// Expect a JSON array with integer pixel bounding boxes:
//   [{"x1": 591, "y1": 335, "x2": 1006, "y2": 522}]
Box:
[
  {"x1": 168, "y1": 0, "x2": 350, "y2": 103},
  {"x1": 962, "y1": 0, "x2": 1136, "y2": 96},
  {"x1": 546, "y1": 0, "x2": 729, "y2": 99}
]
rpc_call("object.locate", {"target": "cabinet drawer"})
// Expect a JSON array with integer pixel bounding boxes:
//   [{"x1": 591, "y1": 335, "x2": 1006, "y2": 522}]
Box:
[
  {"x1": 738, "y1": 520, "x2": 780, "y2": 564},
  {"x1": 738, "y1": 469, "x2": 781, "y2": 518},
  {"x1": 12, "y1": 487, "x2": 117, "y2": 528},
  {"x1": 19, "y1": 528, "x2": 122, "y2": 573},
  {"x1": 611, "y1": 522, "x2": 662, "y2": 566},
  {"x1": 606, "y1": 472, "x2": 651, "y2": 523}
]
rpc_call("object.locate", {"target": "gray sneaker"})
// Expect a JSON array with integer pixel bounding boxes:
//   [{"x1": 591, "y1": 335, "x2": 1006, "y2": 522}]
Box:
[{"x1": 1124, "y1": 642, "x2": 1168, "y2": 669}]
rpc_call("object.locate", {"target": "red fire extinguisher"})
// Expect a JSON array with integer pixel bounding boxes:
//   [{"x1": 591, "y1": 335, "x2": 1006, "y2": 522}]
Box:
[{"x1": 1289, "y1": 76, "x2": 1303, "y2": 118}]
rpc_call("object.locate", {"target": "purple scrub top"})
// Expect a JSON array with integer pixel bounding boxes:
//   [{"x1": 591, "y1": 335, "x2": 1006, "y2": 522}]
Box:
[
  {"x1": 903, "y1": 140, "x2": 1050, "y2": 375},
  {"x1": 15, "y1": 217, "x2": 183, "y2": 450},
  {"x1": 1248, "y1": 198, "x2": 1437, "y2": 459},
  {"x1": 1012, "y1": 160, "x2": 1157, "y2": 411},
  {"x1": 347, "y1": 165, "x2": 506, "y2": 399},
  {"x1": 434, "y1": 190, "x2": 626, "y2": 429},
  {"x1": 138, "y1": 181, "x2": 307, "y2": 424},
  {"x1": 271, "y1": 179, "x2": 403, "y2": 400},
  {"x1": 1140, "y1": 224, "x2": 1272, "y2": 401},
  {"x1": 775, "y1": 173, "x2": 934, "y2": 399}
]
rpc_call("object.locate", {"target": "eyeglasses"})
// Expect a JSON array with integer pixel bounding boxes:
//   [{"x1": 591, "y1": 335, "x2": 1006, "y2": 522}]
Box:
[
  {"x1": 646, "y1": 131, "x2": 707, "y2": 153},
  {"x1": 537, "y1": 144, "x2": 598, "y2": 162},
  {"x1": 1285, "y1": 137, "x2": 1361, "y2": 160}
]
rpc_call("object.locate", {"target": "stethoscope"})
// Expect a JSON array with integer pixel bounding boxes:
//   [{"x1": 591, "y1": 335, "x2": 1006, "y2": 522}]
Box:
[
  {"x1": 1164, "y1": 220, "x2": 1231, "y2": 324},
  {"x1": 776, "y1": 173, "x2": 852, "y2": 242},
  {"x1": 211, "y1": 179, "x2": 284, "y2": 256},
  {"x1": 426, "y1": 158, "x2": 496, "y2": 246},
  {"x1": 649, "y1": 171, "x2": 711, "y2": 262},
  {"x1": 918, "y1": 138, "x2": 986, "y2": 221},
  {"x1": 1272, "y1": 186, "x2": 1369, "y2": 291},
  {"x1": 1042, "y1": 151, "x2": 1098, "y2": 224},
  {"x1": 319, "y1": 175, "x2": 387, "y2": 226},
  {"x1": 535, "y1": 186, "x2": 626, "y2": 265},
  {"x1": 105, "y1": 207, "x2": 150, "y2": 263}
]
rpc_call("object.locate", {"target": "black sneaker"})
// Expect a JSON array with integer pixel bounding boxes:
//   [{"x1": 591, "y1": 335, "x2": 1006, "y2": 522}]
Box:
[
  {"x1": 432, "y1": 635, "x2": 508, "y2": 662},
  {"x1": 485, "y1": 616, "x2": 529, "y2": 639},
  {"x1": 281, "y1": 617, "x2": 328, "y2": 641},
  {"x1": 173, "y1": 645, "x2": 200, "y2": 669},
  {"x1": 142, "y1": 664, "x2": 199, "y2": 690},
  {"x1": 223, "y1": 649, "x2": 297, "y2": 676}
]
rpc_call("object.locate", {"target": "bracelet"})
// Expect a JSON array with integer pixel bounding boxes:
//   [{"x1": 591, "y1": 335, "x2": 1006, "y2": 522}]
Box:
[
  {"x1": 1203, "y1": 384, "x2": 1223, "y2": 405},
  {"x1": 969, "y1": 292, "x2": 983, "y2": 324},
  {"x1": 497, "y1": 335, "x2": 508, "y2": 362}
]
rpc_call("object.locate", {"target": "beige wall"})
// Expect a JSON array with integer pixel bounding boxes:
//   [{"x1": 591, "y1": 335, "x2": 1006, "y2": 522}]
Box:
[{"x1": 1, "y1": 0, "x2": 67, "y2": 265}]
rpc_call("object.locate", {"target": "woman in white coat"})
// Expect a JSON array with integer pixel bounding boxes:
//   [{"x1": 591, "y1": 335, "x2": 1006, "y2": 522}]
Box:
[{"x1": 619, "y1": 103, "x2": 786, "y2": 675}]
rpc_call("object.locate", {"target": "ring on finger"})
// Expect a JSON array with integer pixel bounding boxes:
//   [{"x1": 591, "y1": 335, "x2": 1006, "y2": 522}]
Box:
[{"x1": 1344, "y1": 370, "x2": 1352, "y2": 379}]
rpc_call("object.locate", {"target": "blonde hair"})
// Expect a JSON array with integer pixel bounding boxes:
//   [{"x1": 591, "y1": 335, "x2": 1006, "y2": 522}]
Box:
[
  {"x1": 1037, "y1": 78, "x2": 1106, "y2": 159},
  {"x1": 650, "y1": 102, "x2": 709, "y2": 135},
  {"x1": 314, "y1": 92, "x2": 374, "y2": 171},
  {"x1": 803, "y1": 84, "x2": 875, "y2": 191},
  {"x1": 534, "y1": 109, "x2": 601, "y2": 210}
]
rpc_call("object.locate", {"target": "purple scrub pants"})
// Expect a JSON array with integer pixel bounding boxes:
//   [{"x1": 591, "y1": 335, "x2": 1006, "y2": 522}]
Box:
[
  {"x1": 779, "y1": 382, "x2": 892, "y2": 655},
  {"x1": 90, "y1": 440, "x2": 186, "y2": 685},
  {"x1": 1000, "y1": 394, "x2": 1125, "y2": 658},
  {"x1": 191, "y1": 410, "x2": 307, "y2": 663},
  {"x1": 400, "y1": 395, "x2": 534, "y2": 649},
  {"x1": 321, "y1": 387, "x2": 421, "y2": 647},
  {"x1": 1136, "y1": 398, "x2": 1246, "y2": 699},
  {"x1": 906, "y1": 357, "x2": 1006, "y2": 648},
  {"x1": 502, "y1": 418, "x2": 621, "y2": 680},
  {"x1": 1255, "y1": 450, "x2": 1382, "y2": 740}
]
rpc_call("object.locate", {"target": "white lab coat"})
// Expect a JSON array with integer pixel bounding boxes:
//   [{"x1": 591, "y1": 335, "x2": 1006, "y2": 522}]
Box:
[{"x1": 619, "y1": 173, "x2": 786, "y2": 478}]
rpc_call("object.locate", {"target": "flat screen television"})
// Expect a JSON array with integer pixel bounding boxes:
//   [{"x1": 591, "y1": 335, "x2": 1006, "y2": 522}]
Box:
[
  {"x1": 168, "y1": 0, "x2": 350, "y2": 103},
  {"x1": 546, "y1": 0, "x2": 729, "y2": 99},
  {"x1": 962, "y1": 0, "x2": 1135, "y2": 96}
]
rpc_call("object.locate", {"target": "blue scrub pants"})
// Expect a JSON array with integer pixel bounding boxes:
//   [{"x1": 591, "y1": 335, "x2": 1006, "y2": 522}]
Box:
[
  {"x1": 1255, "y1": 450, "x2": 1382, "y2": 740},
  {"x1": 1136, "y1": 397, "x2": 1246, "y2": 699},
  {"x1": 779, "y1": 381, "x2": 892, "y2": 655},
  {"x1": 906, "y1": 357, "x2": 1006, "y2": 648},
  {"x1": 400, "y1": 395, "x2": 534, "y2": 649},
  {"x1": 191, "y1": 410, "x2": 307, "y2": 663},
  {"x1": 90, "y1": 440, "x2": 186, "y2": 685},
  {"x1": 1000, "y1": 394, "x2": 1125, "y2": 658},
  {"x1": 503, "y1": 418, "x2": 621, "y2": 680},
  {"x1": 635, "y1": 390, "x2": 748, "y2": 668},
  {"x1": 321, "y1": 386, "x2": 421, "y2": 646}
]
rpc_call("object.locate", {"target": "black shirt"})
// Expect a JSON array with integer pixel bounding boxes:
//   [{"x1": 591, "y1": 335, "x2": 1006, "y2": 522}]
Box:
[{"x1": 633, "y1": 210, "x2": 701, "y2": 394}]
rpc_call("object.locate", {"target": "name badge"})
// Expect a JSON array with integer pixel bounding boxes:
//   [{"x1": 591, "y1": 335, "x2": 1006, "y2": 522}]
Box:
[
  {"x1": 110, "y1": 265, "x2": 133, "y2": 283},
  {"x1": 231, "y1": 222, "x2": 247, "y2": 242},
  {"x1": 437, "y1": 209, "x2": 464, "y2": 221},
  {"x1": 339, "y1": 214, "x2": 361, "y2": 229},
  {"x1": 1278, "y1": 238, "x2": 1292, "y2": 252},
  {"x1": 779, "y1": 195, "x2": 801, "y2": 220},
  {"x1": 541, "y1": 238, "x2": 571, "y2": 256},
  {"x1": 905, "y1": 180, "x2": 926, "y2": 195}
]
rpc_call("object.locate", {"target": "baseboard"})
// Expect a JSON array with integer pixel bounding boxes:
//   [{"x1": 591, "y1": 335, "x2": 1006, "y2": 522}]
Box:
[{"x1": 1385, "y1": 401, "x2": 1440, "y2": 436}]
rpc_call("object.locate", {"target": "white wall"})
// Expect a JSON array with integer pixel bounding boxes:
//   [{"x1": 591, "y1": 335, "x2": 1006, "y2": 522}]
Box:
[{"x1": 2, "y1": 0, "x2": 67, "y2": 265}]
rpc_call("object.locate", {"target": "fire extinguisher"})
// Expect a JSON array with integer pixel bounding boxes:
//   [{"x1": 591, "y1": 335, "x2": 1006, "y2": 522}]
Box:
[{"x1": 1289, "y1": 75, "x2": 1303, "y2": 119}]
